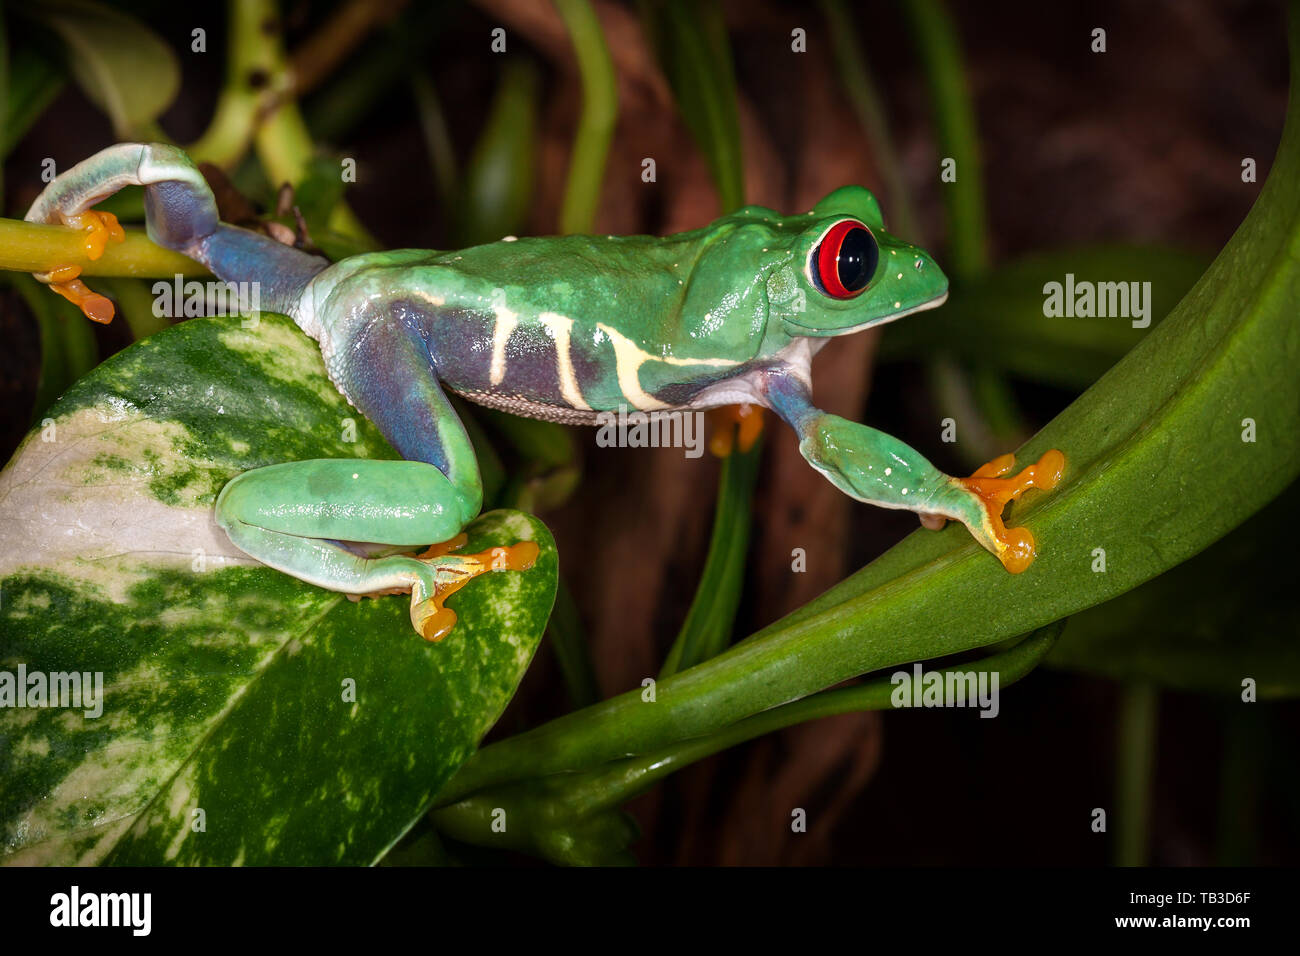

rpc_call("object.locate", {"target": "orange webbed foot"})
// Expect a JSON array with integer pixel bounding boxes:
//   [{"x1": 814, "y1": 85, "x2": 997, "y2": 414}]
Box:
[
  {"x1": 955, "y1": 449, "x2": 1066, "y2": 573},
  {"x1": 64, "y1": 209, "x2": 125, "y2": 260},
  {"x1": 39, "y1": 209, "x2": 125, "y2": 323},
  {"x1": 410, "y1": 539, "x2": 540, "y2": 642},
  {"x1": 708, "y1": 403, "x2": 764, "y2": 457}
]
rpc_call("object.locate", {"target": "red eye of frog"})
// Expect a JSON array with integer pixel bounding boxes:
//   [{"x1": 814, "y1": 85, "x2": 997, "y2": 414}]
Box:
[{"x1": 813, "y1": 219, "x2": 878, "y2": 299}]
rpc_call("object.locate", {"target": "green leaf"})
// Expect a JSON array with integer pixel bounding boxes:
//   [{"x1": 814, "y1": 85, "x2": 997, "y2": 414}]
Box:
[
  {"x1": 660, "y1": 443, "x2": 761, "y2": 677},
  {"x1": 441, "y1": 623, "x2": 1061, "y2": 858},
  {"x1": 453, "y1": 58, "x2": 539, "y2": 248},
  {"x1": 0, "y1": 313, "x2": 557, "y2": 865},
  {"x1": 642, "y1": 0, "x2": 744, "y2": 211},
  {"x1": 879, "y1": 244, "x2": 1209, "y2": 389},
  {"x1": 902, "y1": 0, "x2": 988, "y2": 278},
  {"x1": 1, "y1": 45, "x2": 65, "y2": 159},
  {"x1": 1046, "y1": 484, "x2": 1300, "y2": 697},
  {"x1": 31, "y1": 0, "x2": 179, "y2": 139},
  {"x1": 555, "y1": 0, "x2": 617, "y2": 236}
]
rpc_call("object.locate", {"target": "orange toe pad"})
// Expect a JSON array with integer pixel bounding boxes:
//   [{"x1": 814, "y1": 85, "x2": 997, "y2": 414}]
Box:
[
  {"x1": 43, "y1": 265, "x2": 116, "y2": 323},
  {"x1": 957, "y1": 449, "x2": 1066, "y2": 573},
  {"x1": 41, "y1": 210, "x2": 126, "y2": 323},
  {"x1": 64, "y1": 210, "x2": 125, "y2": 260},
  {"x1": 411, "y1": 539, "x2": 540, "y2": 641}
]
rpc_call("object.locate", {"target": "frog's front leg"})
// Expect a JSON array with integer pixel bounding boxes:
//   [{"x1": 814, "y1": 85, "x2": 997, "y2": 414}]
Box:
[
  {"x1": 217, "y1": 315, "x2": 536, "y2": 640},
  {"x1": 762, "y1": 372, "x2": 1064, "y2": 572}
]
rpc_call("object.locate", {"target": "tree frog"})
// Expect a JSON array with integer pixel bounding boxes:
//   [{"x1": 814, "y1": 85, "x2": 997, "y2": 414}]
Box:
[{"x1": 25, "y1": 143, "x2": 1064, "y2": 640}]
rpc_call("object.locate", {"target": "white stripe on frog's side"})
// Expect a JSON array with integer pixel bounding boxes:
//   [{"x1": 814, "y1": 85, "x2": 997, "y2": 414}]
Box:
[
  {"x1": 489, "y1": 305, "x2": 520, "y2": 386},
  {"x1": 595, "y1": 322, "x2": 742, "y2": 411},
  {"x1": 537, "y1": 312, "x2": 592, "y2": 411}
]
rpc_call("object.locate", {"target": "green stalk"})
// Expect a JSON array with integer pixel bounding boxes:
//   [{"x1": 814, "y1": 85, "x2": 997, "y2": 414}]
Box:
[
  {"x1": 547, "y1": 580, "x2": 601, "y2": 708},
  {"x1": 188, "y1": 0, "x2": 274, "y2": 168},
  {"x1": 205, "y1": 0, "x2": 374, "y2": 246},
  {"x1": 433, "y1": 623, "x2": 1061, "y2": 860},
  {"x1": 901, "y1": 0, "x2": 988, "y2": 280},
  {"x1": 556, "y1": 0, "x2": 618, "y2": 235},
  {"x1": 644, "y1": 0, "x2": 744, "y2": 211},
  {"x1": 410, "y1": 71, "x2": 458, "y2": 211},
  {"x1": 452, "y1": 58, "x2": 540, "y2": 248},
  {"x1": 901, "y1": 0, "x2": 1028, "y2": 476},
  {"x1": 1113, "y1": 682, "x2": 1157, "y2": 866},
  {"x1": 100, "y1": 277, "x2": 170, "y2": 341},
  {"x1": 819, "y1": 0, "x2": 919, "y2": 240},
  {"x1": 0, "y1": 218, "x2": 205, "y2": 276},
  {"x1": 660, "y1": 442, "x2": 761, "y2": 676},
  {"x1": 642, "y1": 0, "x2": 754, "y2": 679}
]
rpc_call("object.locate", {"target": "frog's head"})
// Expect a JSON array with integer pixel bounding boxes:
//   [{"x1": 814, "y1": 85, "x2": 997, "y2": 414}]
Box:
[{"x1": 765, "y1": 185, "x2": 948, "y2": 338}]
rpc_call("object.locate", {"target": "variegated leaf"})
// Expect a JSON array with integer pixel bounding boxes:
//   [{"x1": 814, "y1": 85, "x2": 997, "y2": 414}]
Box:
[{"x1": 0, "y1": 313, "x2": 556, "y2": 865}]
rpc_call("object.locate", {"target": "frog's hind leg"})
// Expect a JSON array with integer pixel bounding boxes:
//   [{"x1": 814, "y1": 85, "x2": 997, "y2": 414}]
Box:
[
  {"x1": 24, "y1": 142, "x2": 327, "y2": 321},
  {"x1": 215, "y1": 316, "x2": 536, "y2": 640},
  {"x1": 217, "y1": 476, "x2": 536, "y2": 641}
]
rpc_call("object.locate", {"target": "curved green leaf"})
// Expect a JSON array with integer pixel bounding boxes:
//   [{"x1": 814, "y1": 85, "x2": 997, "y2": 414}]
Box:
[
  {"x1": 0, "y1": 314, "x2": 557, "y2": 865},
  {"x1": 2, "y1": 45, "x2": 66, "y2": 158},
  {"x1": 555, "y1": 0, "x2": 617, "y2": 235},
  {"x1": 1046, "y1": 484, "x2": 1300, "y2": 697},
  {"x1": 454, "y1": 59, "x2": 540, "y2": 250},
  {"x1": 643, "y1": 0, "x2": 744, "y2": 211}
]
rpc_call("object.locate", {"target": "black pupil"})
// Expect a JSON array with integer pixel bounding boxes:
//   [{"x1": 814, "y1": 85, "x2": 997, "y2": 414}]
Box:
[{"x1": 837, "y1": 227, "x2": 877, "y2": 292}]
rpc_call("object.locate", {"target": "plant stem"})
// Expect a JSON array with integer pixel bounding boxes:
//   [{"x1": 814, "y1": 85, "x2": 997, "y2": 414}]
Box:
[
  {"x1": 546, "y1": 580, "x2": 601, "y2": 709},
  {"x1": 0, "y1": 218, "x2": 204, "y2": 276},
  {"x1": 188, "y1": 0, "x2": 275, "y2": 169},
  {"x1": 626, "y1": 620, "x2": 1059, "y2": 799},
  {"x1": 1113, "y1": 682, "x2": 1157, "y2": 866},
  {"x1": 819, "y1": 0, "x2": 919, "y2": 240},
  {"x1": 556, "y1": 0, "x2": 618, "y2": 235},
  {"x1": 410, "y1": 71, "x2": 458, "y2": 211},
  {"x1": 660, "y1": 443, "x2": 761, "y2": 676},
  {"x1": 100, "y1": 277, "x2": 170, "y2": 340},
  {"x1": 901, "y1": 0, "x2": 988, "y2": 281},
  {"x1": 438, "y1": 623, "x2": 1061, "y2": 821},
  {"x1": 438, "y1": 572, "x2": 1066, "y2": 805}
]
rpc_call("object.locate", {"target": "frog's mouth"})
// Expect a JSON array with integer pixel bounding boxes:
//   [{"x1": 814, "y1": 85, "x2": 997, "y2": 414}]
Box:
[{"x1": 783, "y1": 290, "x2": 949, "y2": 337}]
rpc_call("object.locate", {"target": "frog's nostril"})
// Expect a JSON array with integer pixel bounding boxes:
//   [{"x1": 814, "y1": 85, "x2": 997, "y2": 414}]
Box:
[{"x1": 914, "y1": 259, "x2": 924, "y2": 269}]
